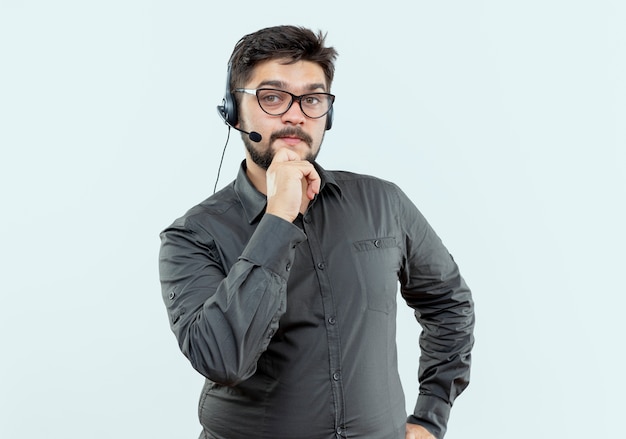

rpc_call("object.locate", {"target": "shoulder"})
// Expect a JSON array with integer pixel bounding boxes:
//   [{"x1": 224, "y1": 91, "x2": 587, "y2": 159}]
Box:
[
  {"x1": 326, "y1": 169, "x2": 401, "y2": 192},
  {"x1": 164, "y1": 183, "x2": 241, "y2": 233},
  {"x1": 324, "y1": 169, "x2": 421, "y2": 222},
  {"x1": 324, "y1": 169, "x2": 406, "y2": 205}
]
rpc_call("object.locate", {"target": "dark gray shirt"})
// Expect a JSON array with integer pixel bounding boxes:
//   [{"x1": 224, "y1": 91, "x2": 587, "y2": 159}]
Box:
[{"x1": 159, "y1": 162, "x2": 474, "y2": 439}]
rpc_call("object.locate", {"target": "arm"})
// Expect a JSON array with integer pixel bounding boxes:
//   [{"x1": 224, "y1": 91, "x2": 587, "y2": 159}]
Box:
[
  {"x1": 159, "y1": 213, "x2": 306, "y2": 386},
  {"x1": 159, "y1": 149, "x2": 319, "y2": 386},
  {"x1": 397, "y1": 189, "x2": 475, "y2": 438}
]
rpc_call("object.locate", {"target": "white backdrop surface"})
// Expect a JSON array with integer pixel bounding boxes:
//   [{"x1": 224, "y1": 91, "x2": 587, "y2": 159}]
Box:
[{"x1": 1, "y1": 1, "x2": 624, "y2": 438}]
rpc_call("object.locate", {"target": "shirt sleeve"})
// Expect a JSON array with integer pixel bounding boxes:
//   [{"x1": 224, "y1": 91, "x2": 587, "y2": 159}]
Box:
[
  {"x1": 159, "y1": 213, "x2": 307, "y2": 386},
  {"x1": 395, "y1": 187, "x2": 475, "y2": 438}
]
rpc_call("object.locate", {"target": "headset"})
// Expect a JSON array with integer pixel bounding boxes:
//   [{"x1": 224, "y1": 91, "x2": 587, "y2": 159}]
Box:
[
  {"x1": 217, "y1": 63, "x2": 334, "y2": 131},
  {"x1": 217, "y1": 64, "x2": 239, "y2": 128}
]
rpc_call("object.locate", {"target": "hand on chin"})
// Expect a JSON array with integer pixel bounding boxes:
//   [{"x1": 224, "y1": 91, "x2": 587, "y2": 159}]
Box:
[{"x1": 272, "y1": 138, "x2": 310, "y2": 160}]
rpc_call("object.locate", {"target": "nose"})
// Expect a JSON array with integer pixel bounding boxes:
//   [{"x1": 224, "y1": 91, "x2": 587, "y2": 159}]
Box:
[{"x1": 280, "y1": 98, "x2": 306, "y2": 125}]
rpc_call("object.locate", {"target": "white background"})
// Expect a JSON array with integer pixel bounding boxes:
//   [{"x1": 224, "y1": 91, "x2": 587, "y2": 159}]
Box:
[{"x1": 1, "y1": 1, "x2": 624, "y2": 438}]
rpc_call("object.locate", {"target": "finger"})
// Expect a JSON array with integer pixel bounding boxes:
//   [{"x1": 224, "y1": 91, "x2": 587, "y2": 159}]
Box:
[
  {"x1": 271, "y1": 147, "x2": 300, "y2": 164},
  {"x1": 305, "y1": 169, "x2": 321, "y2": 200}
]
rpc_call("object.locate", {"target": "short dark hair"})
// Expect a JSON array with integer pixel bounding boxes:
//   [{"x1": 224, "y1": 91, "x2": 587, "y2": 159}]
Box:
[{"x1": 228, "y1": 25, "x2": 338, "y2": 92}]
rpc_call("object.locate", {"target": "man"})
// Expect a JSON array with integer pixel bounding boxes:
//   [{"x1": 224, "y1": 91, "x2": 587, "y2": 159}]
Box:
[{"x1": 159, "y1": 25, "x2": 474, "y2": 439}]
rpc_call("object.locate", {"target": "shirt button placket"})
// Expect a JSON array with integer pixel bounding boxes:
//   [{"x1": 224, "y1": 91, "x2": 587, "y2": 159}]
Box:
[{"x1": 303, "y1": 210, "x2": 345, "y2": 435}]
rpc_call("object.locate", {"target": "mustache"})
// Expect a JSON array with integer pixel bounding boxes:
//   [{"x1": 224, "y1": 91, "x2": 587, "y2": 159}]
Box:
[{"x1": 269, "y1": 127, "x2": 313, "y2": 146}]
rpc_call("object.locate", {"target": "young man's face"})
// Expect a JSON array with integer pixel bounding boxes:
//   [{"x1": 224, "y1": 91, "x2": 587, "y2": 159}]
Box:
[{"x1": 236, "y1": 59, "x2": 331, "y2": 170}]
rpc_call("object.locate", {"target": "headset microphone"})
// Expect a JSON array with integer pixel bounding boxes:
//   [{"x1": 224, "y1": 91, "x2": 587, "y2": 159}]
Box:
[
  {"x1": 235, "y1": 126, "x2": 262, "y2": 142},
  {"x1": 216, "y1": 105, "x2": 262, "y2": 142}
]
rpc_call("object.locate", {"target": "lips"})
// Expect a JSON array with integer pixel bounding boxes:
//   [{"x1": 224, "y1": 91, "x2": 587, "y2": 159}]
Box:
[{"x1": 278, "y1": 136, "x2": 304, "y2": 146}]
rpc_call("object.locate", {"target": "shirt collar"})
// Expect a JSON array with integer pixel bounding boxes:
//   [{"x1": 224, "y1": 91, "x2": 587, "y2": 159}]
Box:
[{"x1": 234, "y1": 160, "x2": 343, "y2": 225}]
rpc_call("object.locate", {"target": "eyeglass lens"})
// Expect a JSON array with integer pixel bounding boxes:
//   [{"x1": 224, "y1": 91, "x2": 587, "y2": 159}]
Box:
[{"x1": 256, "y1": 89, "x2": 333, "y2": 118}]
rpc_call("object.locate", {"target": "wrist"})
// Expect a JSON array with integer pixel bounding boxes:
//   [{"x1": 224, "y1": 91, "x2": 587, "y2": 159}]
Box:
[{"x1": 265, "y1": 206, "x2": 297, "y2": 223}]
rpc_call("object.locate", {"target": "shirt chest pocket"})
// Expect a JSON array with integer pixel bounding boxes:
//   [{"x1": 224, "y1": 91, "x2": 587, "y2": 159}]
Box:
[{"x1": 352, "y1": 237, "x2": 401, "y2": 313}]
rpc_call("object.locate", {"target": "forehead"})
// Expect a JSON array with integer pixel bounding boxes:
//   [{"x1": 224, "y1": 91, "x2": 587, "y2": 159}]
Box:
[{"x1": 246, "y1": 59, "x2": 328, "y2": 91}]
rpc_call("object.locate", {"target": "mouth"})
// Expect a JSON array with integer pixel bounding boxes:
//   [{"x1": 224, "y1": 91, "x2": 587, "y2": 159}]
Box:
[{"x1": 277, "y1": 136, "x2": 305, "y2": 146}]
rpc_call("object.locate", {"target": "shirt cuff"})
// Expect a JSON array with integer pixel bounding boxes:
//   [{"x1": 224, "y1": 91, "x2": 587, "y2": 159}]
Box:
[
  {"x1": 407, "y1": 394, "x2": 451, "y2": 438},
  {"x1": 240, "y1": 214, "x2": 307, "y2": 278}
]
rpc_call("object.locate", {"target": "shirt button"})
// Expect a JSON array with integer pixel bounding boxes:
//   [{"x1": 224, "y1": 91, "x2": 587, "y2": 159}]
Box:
[
  {"x1": 336, "y1": 427, "x2": 343, "y2": 435},
  {"x1": 286, "y1": 262, "x2": 291, "y2": 271},
  {"x1": 168, "y1": 291, "x2": 176, "y2": 300},
  {"x1": 332, "y1": 371, "x2": 341, "y2": 381},
  {"x1": 317, "y1": 262, "x2": 326, "y2": 270},
  {"x1": 328, "y1": 316, "x2": 336, "y2": 325},
  {"x1": 374, "y1": 239, "x2": 381, "y2": 248},
  {"x1": 304, "y1": 215, "x2": 312, "y2": 223}
]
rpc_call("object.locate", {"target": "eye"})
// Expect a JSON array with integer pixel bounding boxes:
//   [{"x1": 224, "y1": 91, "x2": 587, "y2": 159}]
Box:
[
  {"x1": 258, "y1": 90, "x2": 286, "y2": 106},
  {"x1": 263, "y1": 94, "x2": 279, "y2": 103},
  {"x1": 302, "y1": 95, "x2": 321, "y2": 106}
]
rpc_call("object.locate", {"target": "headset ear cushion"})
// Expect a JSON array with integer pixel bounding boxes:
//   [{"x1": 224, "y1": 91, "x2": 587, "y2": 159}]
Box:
[
  {"x1": 223, "y1": 91, "x2": 238, "y2": 126},
  {"x1": 325, "y1": 106, "x2": 333, "y2": 130},
  {"x1": 220, "y1": 63, "x2": 238, "y2": 126}
]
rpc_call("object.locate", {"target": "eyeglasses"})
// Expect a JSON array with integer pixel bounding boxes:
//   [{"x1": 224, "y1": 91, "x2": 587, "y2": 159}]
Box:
[{"x1": 234, "y1": 88, "x2": 335, "y2": 119}]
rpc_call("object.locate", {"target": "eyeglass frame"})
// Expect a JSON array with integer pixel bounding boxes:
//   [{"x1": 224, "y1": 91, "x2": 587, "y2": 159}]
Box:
[{"x1": 234, "y1": 88, "x2": 336, "y2": 119}]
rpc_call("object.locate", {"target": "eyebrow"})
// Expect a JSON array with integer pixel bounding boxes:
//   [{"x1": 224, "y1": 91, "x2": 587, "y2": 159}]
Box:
[{"x1": 256, "y1": 80, "x2": 327, "y2": 92}]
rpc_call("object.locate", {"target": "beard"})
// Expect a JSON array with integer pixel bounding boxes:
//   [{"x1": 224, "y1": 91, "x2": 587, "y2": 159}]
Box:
[{"x1": 242, "y1": 126, "x2": 322, "y2": 170}]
